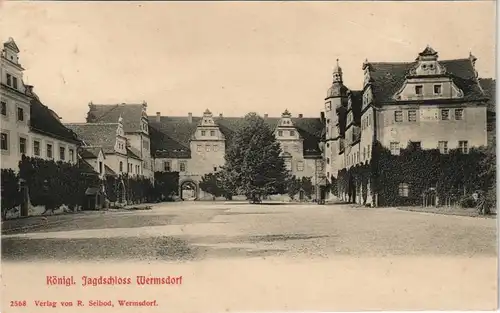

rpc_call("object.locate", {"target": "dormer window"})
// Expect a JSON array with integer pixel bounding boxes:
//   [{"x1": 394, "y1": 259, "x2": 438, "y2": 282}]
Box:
[
  {"x1": 201, "y1": 130, "x2": 206, "y2": 136},
  {"x1": 415, "y1": 85, "x2": 423, "y2": 95},
  {"x1": 210, "y1": 130, "x2": 215, "y2": 136},
  {"x1": 290, "y1": 130, "x2": 295, "y2": 136},
  {"x1": 278, "y1": 130, "x2": 283, "y2": 136},
  {"x1": 433, "y1": 85, "x2": 442, "y2": 95}
]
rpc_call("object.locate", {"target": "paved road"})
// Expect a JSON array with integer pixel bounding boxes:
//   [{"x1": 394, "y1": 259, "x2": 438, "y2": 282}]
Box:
[{"x1": 2, "y1": 202, "x2": 497, "y2": 261}]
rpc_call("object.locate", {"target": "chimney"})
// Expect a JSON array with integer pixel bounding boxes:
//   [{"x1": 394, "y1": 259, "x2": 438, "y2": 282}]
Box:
[
  {"x1": 188, "y1": 112, "x2": 193, "y2": 123},
  {"x1": 264, "y1": 113, "x2": 268, "y2": 118},
  {"x1": 156, "y1": 112, "x2": 161, "y2": 123},
  {"x1": 298, "y1": 113, "x2": 303, "y2": 118},
  {"x1": 219, "y1": 113, "x2": 223, "y2": 118}
]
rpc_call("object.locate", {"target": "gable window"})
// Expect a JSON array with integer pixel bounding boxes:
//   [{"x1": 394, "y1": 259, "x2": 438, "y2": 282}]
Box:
[
  {"x1": 455, "y1": 109, "x2": 464, "y2": 120},
  {"x1": 59, "y1": 146, "x2": 65, "y2": 160},
  {"x1": 119, "y1": 161, "x2": 123, "y2": 172},
  {"x1": 210, "y1": 130, "x2": 215, "y2": 136},
  {"x1": 398, "y1": 183, "x2": 409, "y2": 197},
  {"x1": 17, "y1": 107, "x2": 24, "y2": 121},
  {"x1": 179, "y1": 162, "x2": 186, "y2": 172},
  {"x1": 33, "y1": 140, "x2": 40, "y2": 156},
  {"x1": 290, "y1": 130, "x2": 295, "y2": 136},
  {"x1": 459, "y1": 140, "x2": 469, "y2": 154},
  {"x1": 433, "y1": 85, "x2": 442, "y2": 95},
  {"x1": 99, "y1": 161, "x2": 103, "y2": 174},
  {"x1": 19, "y1": 137, "x2": 26, "y2": 154},
  {"x1": 278, "y1": 130, "x2": 283, "y2": 137},
  {"x1": 390, "y1": 142, "x2": 400, "y2": 155},
  {"x1": 69, "y1": 149, "x2": 74, "y2": 162},
  {"x1": 6, "y1": 74, "x2": 12, "y2": 87},
  {"x1": 394, "y1": 111, "x2": 403, "y2": 122},
  {"x1": 408, "y1": 110, "x2": 417, "y2": 122},
  {"x1": 438, "y1": 141, "x2": 448, "y2": 154},
  {"x1": 164, "y1": 161, "x2": 171, "y2": 172},
  {"x1": 297, "y1": 161, "x2": 304, "y2": 171},
  {"x1": 47, "y1": 144, "x2": 53, "y2": 158},
  {"x1": 441, "y1": 109, "x2": 449, "y2": 120},
  {"x1": 415, "y1": 85, "x2": 423, "y2": 95},
  {"x1": 12, "y1": 77, "x2": 18, "y2": 90},
  {"x1": 201, "y1": 130, "x2": 206, "y2": 136},
  {"x1": 1, "y1": 133, "x2": 8, "y2": 151},
  {"x1": 1, "y1": 101, "x2": 6, "y2": 116}
]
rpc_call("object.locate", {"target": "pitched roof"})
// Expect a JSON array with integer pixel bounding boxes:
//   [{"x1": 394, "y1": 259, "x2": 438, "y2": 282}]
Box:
[
  {"x1": 126, "y1": 146, "x2": 142, "y2": 160},
  {"x1": 3, "y1": 37, "x2": 19, "y2": 53},
  {"x1": 79, "y1": 147, "x2": 103, "y2": 159},
  {"x1": 78, "y1": 159, "x2": 98, "y2": 175},
  {"x1": 104, "y1": 164, "x2": 117, "y2": 177},
  {"x1": 479, "y1": 78, "x2": 496, "y2": 112},
  {"x1": 149, "y1": 115, "x2": 323, "y2": 159},
  {"x1": 86, "y1": 103, "x2": 145, "y2": 133},
  {"x1": 28, "y1": 93, "x2": 81, "y2": 144},
  {"x1": 366, "y1": 59, "x2": 487, "y2": 105},
  {"x1": 348, "y1": 90, "x2": 363, "y2": 125},
  {"x1": 64, "y1": 123, "x2": 118, "y2": 153}
]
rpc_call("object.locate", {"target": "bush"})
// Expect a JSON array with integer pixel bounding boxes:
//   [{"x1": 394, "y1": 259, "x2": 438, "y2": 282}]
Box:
[{"x1": 459, "y1": 195, "x2": 476, "y2": 208}]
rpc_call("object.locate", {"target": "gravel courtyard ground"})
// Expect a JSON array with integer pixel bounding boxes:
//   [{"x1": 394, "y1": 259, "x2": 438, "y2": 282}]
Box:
[{"x1": 1, "y1": 202, "x2": 497, "y2": 311}]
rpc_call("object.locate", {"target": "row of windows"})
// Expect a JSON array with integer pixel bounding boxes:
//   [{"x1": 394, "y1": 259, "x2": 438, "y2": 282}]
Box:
[
  {"x1": 197, "y1": 144, "x2": 220, "y2": 152},
  {"x1": 393, "y1": 108, "x2": 463, "y2": 123},
  {"x1": 1, "y1": 101, "x2": 26, "y2": 122},
  {"x1": 278, "y1": 130, "x2": 295, "y2": 137},
  {"x1": 282, "y1": 144, "x2": 300, "y2": 153},
  {"x1": 5, "y1": 73, "x2": 19, "y2": 90},
  {"x1": 342, "y1": 144, "x2": 372, "y2": 168},
  {"x1": 162, "y1": 161, "x2": 187, "y2": 172},
  {"x1": 200, "y1": 130, "x2": 216, "y2": 136},
  {"x1": 284, "y1": 159, "x2": 305, "y2": 171},
  {"x1": 0, "y1": 132, "x2": 75, "y2": 161},
  {"x1": 389, "y1": 140, "x2": 468, "y2": 155},
  {"x1": 414, "y1": 84, "x2": 442, "y2": 96},
  {"x1": 118, "y1": 161, "x2": 142, "y2": 174}
]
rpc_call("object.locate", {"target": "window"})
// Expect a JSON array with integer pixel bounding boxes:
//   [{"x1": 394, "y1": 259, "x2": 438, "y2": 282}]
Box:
[
  {"x1": 410, "y1": 141, "x2": 421, "y2": 150},
  {"x1": 455, "y1": 109, "x2": 464, "y2": 120},
  {"x1": 438, "y1": 141, "x2": 448, "y2": 154},
  {"x1": 17, "y1": 107, "x2": 24, "y2": 121},
  {"x1": 164, "y1": 161, "x2": 171, "y2": 172},
  {"x1": 441, "y1": 109, "x2": 449, "y2": 120},
  {"x1": 283, "y1": 145, "x2": 288, "y2": 152},
  {"x1": 415, "y1": 85, "x2": 423, "y2": 95},
  {"x1": 59, "y1": 146, "x2": 65, "y2": 160},
  {"x1": 197, "y1": 145, "x2": 202, "y2": 152},
  {"x1": 47, "y1": 144, "x2": 53, "y2": 158},
  {"x1": 390, "y1": 142, "x2": 400, "y2": 155},
  {"x1": 278, "y1": 130, "x2": 283, "y2": 136},
  {"x1": 143, "y1": 140, "x2": 149, "y2": 150},
  {"x1": 285, "y1": 159, "x2": 292, "y2": 171},
  {"x1": 205, "y1": 145, "x2": 210, "y2": 152},
  {"x1": 6, "y1": 74, "x2": 12, "y2": 86},
  {"x1": 1, "y1": 101, "x2": 6, "y2": 116},
  {"x1": 99, "y1": 161, "x2": 103, "y2": 174},
  {"x1": 179, "y1": 162, "x2": 186, "y2": 172},
  {"x1": 33, "y1": 140, "x2": 40, "y2": 156},
  {"x1": 119, "y1": 161, "x2": 123, "y2": 172},
  {"x1": 213, "y1": 167, "x2": 217, "y2": 172},
  {"x1": 327, "y1": 157, "x2": 330, "y2": 164},
  {"x1": 327, "y1": 119, "x2": 330, "y2": 124},
  {"x1": 1, "y1": 133, "x2": 8, "y2": 151},
  {"x1": 290, "y1": 130, "x2": 295, "y2": 136},
  {"x1": 367, "y1": 144, "x2": 371, "y2": 158},
  {"x1": 294, "y1": 144, "x2": 300, "y2": 152},
  {"x1": 210, "y1": 130, "x2": 215, "y2": 136},
  {"x1": 433, "y1": 85, "x2": 442, "y2": 95},
  {"x1": 12, "y1": 77, "x2": 18, "y2": 89},
  {"x1": 408, "y1": 110, "x2": 417, "y2": 122},
  {"x1": 395, "y1": 111, "x2": 403, "y2": 122},
  {"x1": 297, "y1": 161, "x2": 304, "y2": 171},
  {"x1": 213, "y1": 145, "x2": 219, "y2": 152},
  {"x1": 398, "y1": 183, "x2": 409, "y2": 197},
  {"x1": 69, "y1": 149, "x2": 74, "y2": 162},
  {"x1": 363, "y1": 147, "x2": 366, "y2": 160},
  {"x1": 128, "y1": 163, "x2": 132, "y2": 172},
  {"x1": 201, "y1": 130, "x2": 206, "y2": 136},
  {"x1": 459, "y1": 141, "x2": 469, "y2": 154},
  {"x1": 19, "y1": 137, "x2": 26, "y2": 154}
]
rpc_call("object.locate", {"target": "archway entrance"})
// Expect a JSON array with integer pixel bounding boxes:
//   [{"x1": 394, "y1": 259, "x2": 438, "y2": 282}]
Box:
[{"x1": 180, "y1": 181, "x2": 197, "y2": 201}]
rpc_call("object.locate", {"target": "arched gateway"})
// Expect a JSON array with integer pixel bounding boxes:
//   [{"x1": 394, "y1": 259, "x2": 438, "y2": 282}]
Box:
[{"x1": 180, "y1": 180, "x2": 198, "y2": 201}]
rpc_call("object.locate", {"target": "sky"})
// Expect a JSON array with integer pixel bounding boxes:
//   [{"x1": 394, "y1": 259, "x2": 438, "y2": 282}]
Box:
[{"x1": 0, "y1": 1, "x2": 496, "y2": 122}]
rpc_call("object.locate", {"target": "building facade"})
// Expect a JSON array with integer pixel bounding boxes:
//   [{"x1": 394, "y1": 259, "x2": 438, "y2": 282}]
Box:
[
  {"x1": 324, "y1": 46, "x2": 493, "y2": 205},
  {"x1": 1, "y1": 38, "x2": 80, "y2": 171}
]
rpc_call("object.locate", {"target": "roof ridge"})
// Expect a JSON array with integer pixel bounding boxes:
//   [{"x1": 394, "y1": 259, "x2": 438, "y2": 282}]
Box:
[{"x1": 65, "y1": 122, "x2": 119, "y2": 126}]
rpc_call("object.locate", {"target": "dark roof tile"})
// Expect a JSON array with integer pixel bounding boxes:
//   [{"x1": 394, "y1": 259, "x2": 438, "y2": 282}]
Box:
[
  {"x1": 86, "y1": 103, "x2": 145, "y2": 133},
  {"x1": 65, "y1": 123, "x2": 118, "y2": 153}
]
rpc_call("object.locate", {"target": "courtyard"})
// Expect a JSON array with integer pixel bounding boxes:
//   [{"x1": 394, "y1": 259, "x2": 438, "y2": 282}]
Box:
[{"x1": 1, "y1": 202, "x2": 498, "y2": 311}]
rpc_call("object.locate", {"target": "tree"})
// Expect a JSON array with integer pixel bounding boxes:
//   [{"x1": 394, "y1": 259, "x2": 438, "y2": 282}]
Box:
[
  {"x1": 286, "y1": 176, "x2": 301, "y2": 200},
  {"x1": 199, "y1": 172, "x2": 230, "y2": 200},
  {"x1": 480, "y1": 132, "x2": 495, "y2": 214},
  {"x1": 1, "y1": 169, "x2": 21, "y2": 220},
  {"x1": 221, "y1": 112, "x2": 290, "y2": 203},
  {"x1": 154, "y1": 171, "x2": 180, "y2": 201},
  {"x1": 301, "y1": 177, "x2": 314, "y2": 199}
]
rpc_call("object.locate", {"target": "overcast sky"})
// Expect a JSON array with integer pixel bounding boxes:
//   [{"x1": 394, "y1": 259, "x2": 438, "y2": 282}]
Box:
[{"x1": 1, "y1": 1, "x2": 495, "y2": 122}]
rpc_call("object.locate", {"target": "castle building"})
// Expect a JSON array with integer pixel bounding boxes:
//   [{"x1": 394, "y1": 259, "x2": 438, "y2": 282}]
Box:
[
  {"x1": 148, "y1": 110, "x2": 325, "y2": 200},
  {"x1": 1, "y1": 38, "x2": 80, "y2": 171},
  {"x1": 325, "y1": 46, "x2": 494, "y2": 205}
]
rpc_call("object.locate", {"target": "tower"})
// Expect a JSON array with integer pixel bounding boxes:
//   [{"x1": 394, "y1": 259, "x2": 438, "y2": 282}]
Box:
[{"x1": 324, "y1": 59, "x2": 349, "y2": 181}]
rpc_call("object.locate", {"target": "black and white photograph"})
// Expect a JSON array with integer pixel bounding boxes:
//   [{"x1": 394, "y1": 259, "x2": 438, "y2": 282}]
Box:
[{"x1": 0, "y1": 1, "x2": 497, "y2": 312}]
